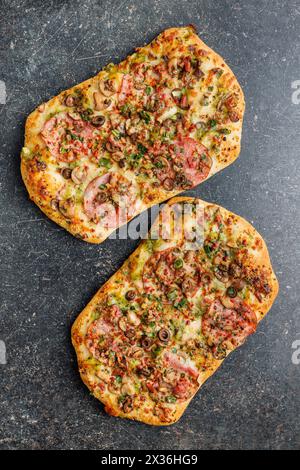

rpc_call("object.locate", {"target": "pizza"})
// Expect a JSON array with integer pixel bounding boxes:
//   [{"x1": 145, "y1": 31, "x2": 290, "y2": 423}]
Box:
[
  {"x1": 71, "y1": 197, "x2": 279, "y2": 425},
  {"x1": 21, "y1": 26, "x2": 245, "y2": 243}
]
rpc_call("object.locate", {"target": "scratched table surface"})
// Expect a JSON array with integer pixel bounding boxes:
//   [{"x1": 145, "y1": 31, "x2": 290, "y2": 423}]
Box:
[{"x1": 0, "y1": 0, "x2": 300, "y2": 450}]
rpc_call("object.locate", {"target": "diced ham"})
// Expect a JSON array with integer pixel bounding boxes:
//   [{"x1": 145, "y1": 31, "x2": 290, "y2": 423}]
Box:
[
  {"x1": 83, "y1": 174, "x2": 117, "y2": 228},
  {"x1": 41, "y1": 112, "x2": 95, "y2": 161},
  {"x1": 173, "y1": 377, "x2": 194, "y2": 400},
  {"x1": 164, "y1": 352, "x2": 199, "y2": 379},
  {"x1": 173, "y1": 137, "x2": 212, "y2": 185},
  {"x1": 202, "y1": 298, "x2": 257, "y2": 350},
  {"x1": 83, "y1": 173, "x2": 139, "y2": 228},
  {"x1": 118, "y1": 74, "x2": 133, "y2": 104}
]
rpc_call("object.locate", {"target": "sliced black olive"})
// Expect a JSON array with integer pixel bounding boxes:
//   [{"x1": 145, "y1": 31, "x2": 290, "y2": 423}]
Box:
[
  {"x1": 122, "y1": 396, "x2": 133, "y2": 413},
  {"x1": 125, "y1": 290, "x2": 136, "y2": 301},
  {"x1": 226, "y1": 286, "x2": 237, "y2": 298},
  {"x1": 91, "y1": 115, "x2": 105, "y2": 127},
  {"x1": 61, "y1": 167, "x2": 72, "y2": 179},
  {"x1": 157, "y1": 328, "x2": 171, "y2": 343},
  {"x1": 95, "y1": 191, "x2": 107, "y2": 204},
  {"x1": 141, "y1": 336, "x2": 153, "y2": 350}
]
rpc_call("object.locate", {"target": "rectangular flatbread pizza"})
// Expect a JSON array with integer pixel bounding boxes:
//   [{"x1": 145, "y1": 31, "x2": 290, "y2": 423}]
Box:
[
  {"x1": 21, "y1": 26, "x2": 245, "y2": 243},
  {"x1": 71, "y1": 197, "x2": 279, "y2": 425}
]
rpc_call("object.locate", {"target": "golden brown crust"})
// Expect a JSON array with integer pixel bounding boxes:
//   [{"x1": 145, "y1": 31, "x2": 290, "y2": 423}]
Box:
[
  {"x1": 71, "y1": 197, "x2": 278, "y2": 425},
  {"x1": 21, "y1": 26, "x2": 245, "y2": 244}
]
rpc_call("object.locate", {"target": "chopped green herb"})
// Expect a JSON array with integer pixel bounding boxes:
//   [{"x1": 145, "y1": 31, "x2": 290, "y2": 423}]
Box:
[
  {"x1": 166, "y1": 396, "x2": 177, "y2": 404},
  {"x1": 175, "y1": 298, "x2": 188, "y2": 309},
  {"x1": 99, "y1": 157, "x2": 112, "y2": 169},
  {"x1": 219, "y1": 128, "x2": 231, "y2": 135},
  {"x1": 145, "y1": 86, "x2": 153, "y2": 95},
  {"x1": 111, "y1": 129, "x2": 122, "y2": 140},
  {"x1": 167, "y1": 290, "x2": 178, "y2": 302},
  {"x1": 174, "y1": 258, "x2": 183, "y2": 269},
  {"x1": 139, "y1": 110, "x2": 151, "y2": 124},
  {"x1": 204, "y1": 243, "x2": 213, "y2": 256},
  {"x1": 152, "y1": 345, "x2": 162, "y2": 357},
  {"x1": 137, "y1": 143, "x2": 147, "y2": 155}
]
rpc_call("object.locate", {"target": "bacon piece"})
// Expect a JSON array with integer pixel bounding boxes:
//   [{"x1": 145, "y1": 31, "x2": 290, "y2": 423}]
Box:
[
  {"x1": 164, "y1": 352, "x2": 199, "y2": 379},
  {"x1": 83, "y1": 173, "x2": 117, "y2": 227},
  {"x1": 41, "y1": 112, "x2": 95, "y2": 161},
  {"x1": 173, "y1": 377, "x2": 194, "y2": 400},
  {"x1": 118, "y1": 74, "x2": 133, "y2": 104},
  {"x1": 173, "y1": 137, "x2": 212, "y2": 186},
  {"x1": 202, "y1": 298, "x2": 257, "y2": 351}
]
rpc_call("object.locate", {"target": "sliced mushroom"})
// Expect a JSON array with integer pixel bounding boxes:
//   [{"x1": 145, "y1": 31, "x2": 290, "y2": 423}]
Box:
[
  {"x1": 163, "y1": 178, "x2": 175, "y2": 191},
  {"x1": 112, "y1": 151, "x2": 124, "y2": 162},
  {"x1": 157, "y1": 328, "x2": 171, "y2": 344},
  {"x1": 99, "y1": 78, "x2": 117, "y2": 97},
  {"x1": 68, "y1": 112, "x2": 81, "y2": 121},
  {"x1": 127, "y1": 311, "x2": 140, "y2": 327},
  {"x1": 121, "y1": 379, "x2": 136, "y2": 396},
  {"x1": 214, "y1": 266, "x2": 229, "y2": 283},
  {"x1": 168, "y1": 57, "x2": 179, "y2": 76},
  {"x1": 58, "y1": 198, "x2": 75, "y2": 219},
  {"x1": 125, "y1": 117, "x2": 140, "y2": 136},
  {"x1": 118, "y1": 317, "x2": 127, "y2": 332},
  {"x1": 71, "y1": 166, "x2": 87, "y2": 185},
  {"x1": 50, "y1": 198, "x2": 59, "y2": 211},
  {"x1": 93, "y1": 91, "x2": 112, "y2": 111},
  {"x1": 122, "y1": 396, "x2": 133, "y2": 413},
  {"x1": 228, "y1": 262, "x2": 242, "y2": 279},
  {"x1": 64, "y1": 94, "x2": 79, "y2": 107},
  {"x1": 106, "y1": 140, "x2": 119, "y2": 153},
  {"x1": 61, "y1": 167, "x2": 72, "y2": 179},
  {"x1": 171, "y1": 88, "x2": 182, "y2": 104},
  {"x1": 91, "y1": 115, "x2": 106, "y2": 127},
  {"x1": 129, "y1": 346, "x2": 144, "y2": 358}
]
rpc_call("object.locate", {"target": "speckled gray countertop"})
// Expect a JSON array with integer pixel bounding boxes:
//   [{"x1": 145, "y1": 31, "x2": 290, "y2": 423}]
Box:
[{"x1": 0, "y1": 0, "x2": 299, "y2": 450}]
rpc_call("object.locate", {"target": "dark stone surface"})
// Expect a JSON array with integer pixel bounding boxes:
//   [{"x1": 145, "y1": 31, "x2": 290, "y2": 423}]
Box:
[{"x1": 0, "y1": 0, "x2": 299, "y2": 450}]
